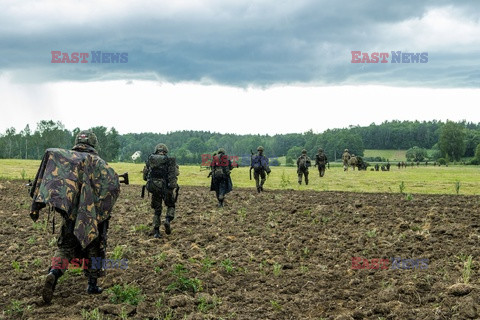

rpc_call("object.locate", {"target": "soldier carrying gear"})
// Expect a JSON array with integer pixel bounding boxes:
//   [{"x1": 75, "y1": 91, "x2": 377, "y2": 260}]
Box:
[
  {"x1": 297, "y1": 149, "x2": 312, "y2": 185},
  {"x1": 315, "y1": 148, "x2": 328, "y2": 178},
  {"x1": 143, "y1": 143, "x2": 179, "y2": 239},
  {"x1": 30, "y1": 130, "x2": 123, "y2": 303},
  {"x1": 342, "y1": 149, "x2": 351, "y2": 171},
  {"x1": 250, "y1": 146, "x2": 271, "y2": 193},
  {"x1": 209, "y1": 148, "x2": 235, "y2": 207},
  {"x1": 349, "y1": 154, "x2": 358, "y2": 170}
]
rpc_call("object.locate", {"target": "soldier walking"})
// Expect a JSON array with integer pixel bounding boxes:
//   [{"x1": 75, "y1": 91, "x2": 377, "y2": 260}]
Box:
[
  {"x1": 209, "y1": 148, "x2": 235, "y2": 207},
  {"x1": 29, "y1": 131, "x2": 122, "y2": 303},
  {"x1": 297, "y1": 149, "x2": 311, "y2": 185},
  {"x1": 143, "y1": 144, "x2": 179, "y2": 239},
  {"x1": 315, "y1": 148, "x2": 328, "y2": 177},
  {"x1": 342, "y1": 149, "x2": 351, "y2": 171},
  {"x1": 250, "y1": 146, "x2": 271, "y2": 192}
]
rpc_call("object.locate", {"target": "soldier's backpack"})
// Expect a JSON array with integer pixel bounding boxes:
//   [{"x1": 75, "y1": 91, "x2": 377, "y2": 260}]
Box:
[
  {"x1": 317, "y1": 153, "x2": 326, "y2": 164},
  {"x1": 298, "y1": 156, "x2": 311, "y2": 170},
  {"x1": 251, "y1": 155, "x2": 268, "y2": 172},
  {"x1": 212, "y1": 155, "x2": 230, "y2": 179},
  {"x1": 145, "y1": 154, "x2": 177, "y2": 193}
]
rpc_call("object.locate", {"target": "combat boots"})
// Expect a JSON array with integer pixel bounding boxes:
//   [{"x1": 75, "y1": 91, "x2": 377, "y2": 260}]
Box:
[
  {"x1": 153, "y1": 227, "x2": 161, "y2": 238},
  {"x1": 217, "y1": 200, "x2": 224, "y2": 208},
  {"x1": 164, "y1": 218, "x2": 171, "y2": 235},
  {"x1": 42, "y1": 268, "x2": 62, "y2": 303},
  {"x1": 86, "y1": 276, "x2": 103, "y2": 294}
]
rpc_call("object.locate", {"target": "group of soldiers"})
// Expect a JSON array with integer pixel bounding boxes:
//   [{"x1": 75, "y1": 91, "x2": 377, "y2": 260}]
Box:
[{"x1": 27, "y1": 130, "x2": 346, "y2": 304}]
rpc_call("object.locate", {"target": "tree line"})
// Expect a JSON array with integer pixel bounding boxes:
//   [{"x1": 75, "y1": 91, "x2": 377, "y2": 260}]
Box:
[{"x1": 1, "y1": 119, "x2": 480, "y2": 165}]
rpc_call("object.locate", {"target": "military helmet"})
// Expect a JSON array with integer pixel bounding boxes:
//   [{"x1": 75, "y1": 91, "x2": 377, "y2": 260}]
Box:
[
  {"x1": 352, "y1": 154, "x2": 355, "y2": 157},
  {"x1": 344, "y1": 149, "x2": 349, "y2": 152},
  {"x1": 257, "y1": 146, "x2": 264, "y2": 152},
  {"x1": 217, "y1": 148, "x2": 226, "y2": 154},
  {"x1": 302, "y1": 149, "x2": 307, "y2": 154},
  {"x1": 318, "y1": 148, "x2": 323, "y2": 152},
  {"x1": 155, "y1": 143, "x2": 169, "y2": 154},
  {"x1": 75, "y1": 130, "x2": 98, "y2": 149}
]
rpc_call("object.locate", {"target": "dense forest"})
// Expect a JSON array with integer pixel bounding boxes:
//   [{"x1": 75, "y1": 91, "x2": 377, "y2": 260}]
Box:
[{"x1": 1, "y1": 120, "x2": 480, "y2": 165}]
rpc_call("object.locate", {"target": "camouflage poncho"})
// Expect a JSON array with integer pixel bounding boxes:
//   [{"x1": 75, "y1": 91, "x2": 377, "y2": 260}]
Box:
[{"x1": 30, "y1": 148, "x2": 120, "y2": 248}]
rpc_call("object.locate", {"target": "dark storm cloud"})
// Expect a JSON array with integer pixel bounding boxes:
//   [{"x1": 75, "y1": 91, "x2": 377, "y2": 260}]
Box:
[{"x1": 1, "y1": 0, "x2": 479, "y2": 87}]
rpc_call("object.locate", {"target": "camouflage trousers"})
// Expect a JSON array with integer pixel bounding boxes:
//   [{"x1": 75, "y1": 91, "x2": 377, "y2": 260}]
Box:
[
  {"x1": 152, "y1": 189, "x2": 176, "y2": 228},
  {"x1": 297, "y1": 169, "x2": 309, "y2": 185},
  {"x1": 50, "y1": 217, "x2": 104, "y2": 279},
  {"x1": 254, "y1": 169, "x2": 266, "y2": 189},
  {"x1": 317, "y1": 164, "x2": 326, "y2": 177}
]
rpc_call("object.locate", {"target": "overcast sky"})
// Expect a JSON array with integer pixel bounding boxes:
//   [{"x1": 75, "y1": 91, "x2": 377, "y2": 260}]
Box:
[{"x1": 1, "y1": 0, "x2": 480, "y2": 135}]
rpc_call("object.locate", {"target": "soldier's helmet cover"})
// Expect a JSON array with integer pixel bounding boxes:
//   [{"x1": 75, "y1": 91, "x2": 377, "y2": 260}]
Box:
[
  {"x1": 217, "y1": 148, "x2": 226, "y2": 154},
  {"x1": 352, "y1": 154, "x2": 355, "y2": 157},
  {"x1": 155, "y1": 143, "x2": 169, "y2": 154},
  {"x1": 257, "y1": 146, "x2": 264, "y2": 152},
  {"x1": 75, "y1": 130, "x2": 98, "y2": 149},
  {"x1": 344, "y1": 149, "x2": 349, "y2": 152},
  {"x1": 302, "y1": 149, "x2": 307, "y2": 154},
  {"x1": 318, "y1": 148, "x2": 323, "y2": 152}
]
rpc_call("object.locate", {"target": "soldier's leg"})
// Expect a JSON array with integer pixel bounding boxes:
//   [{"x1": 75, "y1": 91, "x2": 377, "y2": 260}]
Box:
[
  {"x1": 84, "y1": 234, "x2": 103, "y2": 294},
  {"x1": 43, "y1": 218, "x2": 77, "y2": 303},
  {"x1": 151, "y1": 192, "x2": 163, "y2": 238},
  {"x1": 305, "y1": 171, "x2": 309, "y2": 185},
  {"x1": 164, "y1": 189, "x2": 176, "y2": 235},
  {"x1": 217, "y1": 180, "x2": 226, "y2": 207},
  {"x1": 320, "y1": 166, "x2": 325, "y2": 177},
  {"x1": 260, "y1": 171, "x2": 266, "y2": 191},
  {"x1": 297, "y1": 170, "x2": 302, "y2": 185},
  {"x1": 254, "y1": 171, "x2": 261, "y2": 192}
]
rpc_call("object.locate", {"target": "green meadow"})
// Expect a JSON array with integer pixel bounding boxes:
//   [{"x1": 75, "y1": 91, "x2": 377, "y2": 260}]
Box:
[
  {"x1": 363, "y1": 149, "x2": 407, "y2": 161},
  {"x1": 1, "y1": 159, "x2": 479, "y2": 195}
]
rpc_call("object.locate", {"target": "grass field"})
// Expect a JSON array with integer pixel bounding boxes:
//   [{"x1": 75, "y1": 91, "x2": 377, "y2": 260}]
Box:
[
  {"x1": 363, "y1": 149, "x2": 407, "y2": 161},
  {"x1": 1, "y1": 159, "x2": 480, "y2": 195}
]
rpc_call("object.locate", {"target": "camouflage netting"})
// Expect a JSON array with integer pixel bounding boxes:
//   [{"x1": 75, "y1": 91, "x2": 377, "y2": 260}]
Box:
[{"x1": 30, "y1": 148, "x2": 120, "y2": 248}]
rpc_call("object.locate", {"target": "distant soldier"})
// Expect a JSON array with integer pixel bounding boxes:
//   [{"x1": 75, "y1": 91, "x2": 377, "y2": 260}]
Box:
[
  {"x1": 386, "y1": 162, "x2": 391, "y2": 171},
  {"x1": 250, "y1": 146, "x2": 271, "y2": 192},
  {"x1": 349, "y1": 154, "x2": 358, "y2": 170},
  {"x1": 209, "y1": 148, "x2": 235, "y2": 207},
  {"x1": 375, "y1": 163, "x2": 380, "y2": 171},
  {"x1": 29, "y1": 130, "x2": 123, "y2": 303},
  {"x1": 143, "y1": 144, "x2": 179, "y2": 239},
  {"x1": 381, "y1": 165, "x2": 387, "y2": 171},
  {"x1": 397, "y1": 162, "x2": 401, "y2": 169},
  {"x1": 315, "y1": 148, "x2": 328, "y2": 177},
  {"x1": 297, "y1": 149, "x2": 312, "y2": 185},
  {"x1": 342, "y1": 149, "x2": 351, "y2": 171}
]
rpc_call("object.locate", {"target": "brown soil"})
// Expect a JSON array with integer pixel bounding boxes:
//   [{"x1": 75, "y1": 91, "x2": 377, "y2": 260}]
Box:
[{"x1": 1, "y1": 180, "x2": 480, "y2": 319}]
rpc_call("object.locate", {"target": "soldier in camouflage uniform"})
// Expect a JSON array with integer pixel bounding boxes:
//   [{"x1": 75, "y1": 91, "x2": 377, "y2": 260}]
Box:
[
  {"x1": 209, "y1": 148, "x2": 235, "y2": 207},
  {"x1": 296, "y1": 149, "x2": 312, "y2": 185},
  {"x1": 342, "y1": 149, "x2": 351, "y2": 171},
  {"x1": 143, "y1": 143, "x2": 179, "y2": 239},
  {"x1": 251, "y1": 146, "x2": 271, "y2": 192},
  {"x1": 315, "y1": 148, "x2": 328, "y2": 177},
  {"x1": 29, "y1": 130, "x2": 121, "y2": 303},
  {"x1": 349, "y1": 154, "x2": 358, "y2": 170}
]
